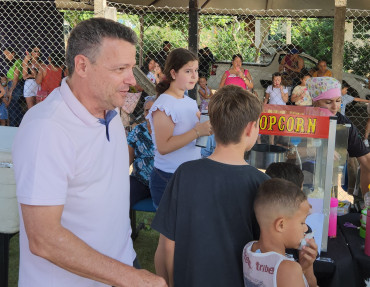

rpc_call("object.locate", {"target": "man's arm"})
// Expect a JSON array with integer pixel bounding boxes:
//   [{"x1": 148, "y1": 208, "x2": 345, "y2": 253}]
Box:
[
  {"x1": 353, "y1": 98, "x2": 370, "y2": 104},
  {"x1": 21, "y1": 204, "x2": 166, "y2": 287},
  {"x1": 357, "y1": 153, "x2": 370, "y2": 197},
  {"x1": 365, "y1": 118, "x2": 370, "y2": 139},
  {"x1": 279, "y1": 57, "x2": 286, "y2": 72},
  {"x1": 154, "y1": 234, "x2": 175, "y2": 287}
]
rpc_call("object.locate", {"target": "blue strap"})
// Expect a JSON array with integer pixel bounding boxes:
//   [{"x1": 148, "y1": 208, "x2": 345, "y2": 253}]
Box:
[{"x1": 98, "y1": 110, "x2": 118, "y2": 141}]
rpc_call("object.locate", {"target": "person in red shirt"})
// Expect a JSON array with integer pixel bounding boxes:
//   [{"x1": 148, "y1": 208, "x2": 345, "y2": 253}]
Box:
[{"x1": 36, "y1": 52, "x2": 64, "y2": 103}]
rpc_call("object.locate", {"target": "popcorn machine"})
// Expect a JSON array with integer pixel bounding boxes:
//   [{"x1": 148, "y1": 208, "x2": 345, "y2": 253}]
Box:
[{"x1": 249, "y1": 105, "x2": 349, "y2": 252}]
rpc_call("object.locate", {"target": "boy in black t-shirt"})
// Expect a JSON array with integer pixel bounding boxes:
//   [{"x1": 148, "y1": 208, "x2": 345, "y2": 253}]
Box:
[{"x1": 152, "y1": 85, "x2": 269, "y2": 287}]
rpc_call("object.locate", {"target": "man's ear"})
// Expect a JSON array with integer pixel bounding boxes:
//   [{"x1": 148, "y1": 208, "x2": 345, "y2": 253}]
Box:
[{"x1": 73, "y1": 55, "x2": 90, "y2": 78}]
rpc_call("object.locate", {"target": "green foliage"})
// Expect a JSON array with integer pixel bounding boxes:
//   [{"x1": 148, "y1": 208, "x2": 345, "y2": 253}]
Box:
[
  {"x1": 343, "y1": 42, "x2": 370, "y2": 77},
  {"x1": 63, "y1": 11, "x2": 94, "y2": 28},
  {"x1": 291, "y1": 18, "x2": 334, "y2": 65},
  {"x1": 73, "y1": 11, "x2": 367, "y2": 76}
]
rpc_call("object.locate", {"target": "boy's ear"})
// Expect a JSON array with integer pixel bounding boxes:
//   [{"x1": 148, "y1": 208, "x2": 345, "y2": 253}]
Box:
[
  {"x1": 274, "y1": 217, "x2": 285, "y2": 233},
  {"x1": 244, "y1": 121, "x2": 257, "y2": 137}
]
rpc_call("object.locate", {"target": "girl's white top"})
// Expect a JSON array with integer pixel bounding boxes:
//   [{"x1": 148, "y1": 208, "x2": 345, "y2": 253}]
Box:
[{"x1": 147, "y1": 93, "x2": 201, "y2": 173}]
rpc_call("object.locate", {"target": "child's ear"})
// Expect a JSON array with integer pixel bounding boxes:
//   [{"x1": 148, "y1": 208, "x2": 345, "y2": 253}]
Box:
[
  {"x1": 170, "y1": 69, "x2": 176, "y2": 80},
  {"x1": 244, "y1": 121, "x2": 254, "y2": 137},
  {"x1": 244, "y1": 121, "x2": 258, "y2": 137},
  {"x1": 274, "y1": 217, "x2": 285, "y2": 233}
]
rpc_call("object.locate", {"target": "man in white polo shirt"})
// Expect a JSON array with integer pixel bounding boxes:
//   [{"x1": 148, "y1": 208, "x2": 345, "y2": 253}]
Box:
[{"x1": 12, "y1": 18, "x2": 166, "y2": 287}]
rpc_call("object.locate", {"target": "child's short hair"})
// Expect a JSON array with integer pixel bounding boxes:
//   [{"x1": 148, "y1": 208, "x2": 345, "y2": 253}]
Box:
[
  {"x1": 254, "y1": 178, "x2": 307, "y2": 219},
  {"x1": 199, "y1": 76, "x2": 207, "y2": 81},
  {"x1": 272, "y1": 72, "x2": 282, "y2": 80},
  {"x1": 265, "y1": 162, "x2": 304, "y2": 188},
  {"x1": 208, "y1": 85, "x2": 261, "y2": 145}
]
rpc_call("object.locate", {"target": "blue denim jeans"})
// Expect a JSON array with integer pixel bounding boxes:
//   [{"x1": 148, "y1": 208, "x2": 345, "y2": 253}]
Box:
[
  {"x1": 149, "y1": 167, "x2": 173, "y2": 209},
  {"x1": 7, "y1": 80, "x2": 24, "y2": 127}
]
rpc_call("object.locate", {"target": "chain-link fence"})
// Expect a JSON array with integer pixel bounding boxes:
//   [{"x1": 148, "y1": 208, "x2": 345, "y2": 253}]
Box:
[
  {"x1": 0, "y1": 3, "x2": 369, "y2": 200},
  {"x1": 0, "y1": 1, "x2": 369, "y2": 131}
]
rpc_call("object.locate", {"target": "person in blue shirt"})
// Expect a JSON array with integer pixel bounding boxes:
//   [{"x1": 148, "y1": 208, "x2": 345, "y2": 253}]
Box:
[
  {"x1": 127, "y1": 96, "x2": 156, "y2": 206},
  {"x1": 201, "y1": 134, "x2": 216, "y2": 158}
]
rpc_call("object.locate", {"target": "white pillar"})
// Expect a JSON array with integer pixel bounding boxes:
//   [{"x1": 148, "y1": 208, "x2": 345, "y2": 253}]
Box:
[
  {"x1": 105, "y1": 6, "x2": 117, "y2": 21},
  {"x1": 255, "y1": 19, "x2": 261, "y2": 50},
  {"x1": 94, "y1": 0, "x2": 116, "y2": 21},
  {"x1": 286, "y1": 18, "x2": 291, "y2": 45},
  {"x1": 332, "y1": 0, "x2": 347, "y2": 82},
  {"x1": 94, "y1": 0, "x2": 105, "y2": 18},
  {"x1": 344, "y1": 21, "x2": 353, "y2": 42}
]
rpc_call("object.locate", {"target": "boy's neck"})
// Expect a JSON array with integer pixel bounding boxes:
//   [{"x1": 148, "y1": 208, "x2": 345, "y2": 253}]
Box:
[
  {"x1": 208, "y1": 143, "x2": 248, "y2": 165},
  {"x1": 255, "y1": 232, "x2": 286, "y2": 255}
]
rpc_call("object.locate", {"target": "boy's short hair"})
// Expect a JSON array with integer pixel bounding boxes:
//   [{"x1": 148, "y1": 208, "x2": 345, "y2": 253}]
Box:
[
  {"x1": 208, "y1": 85, "x2": 262, "y2": 145},
  {"x1": 265, "y1": 162, "x2": 304, "y2": 188},
  {"x1": 254, "y1": 178, "x2": 307, "y2": 220}
]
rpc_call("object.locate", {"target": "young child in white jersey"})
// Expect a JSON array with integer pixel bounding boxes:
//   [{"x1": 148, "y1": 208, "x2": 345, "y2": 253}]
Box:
[
  {"x1": 243, "y1": 178, "x2": 318, "y2": 287},
  {"x1": 147, "y1": 48, "x2": 211, "y2": 209},
  {"x1": 263, "y1": 72, "x2": 288, "y2": 105}
]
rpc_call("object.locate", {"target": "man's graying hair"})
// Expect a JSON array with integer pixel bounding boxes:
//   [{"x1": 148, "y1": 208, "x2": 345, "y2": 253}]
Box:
[{"x1": 66, "y1": 17, "x2": 137, "y2": 76}]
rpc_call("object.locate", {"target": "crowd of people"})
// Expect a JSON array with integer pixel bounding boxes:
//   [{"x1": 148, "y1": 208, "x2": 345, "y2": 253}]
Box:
[
  {"x1": 8, "y1": 17, "x2": 370, "y2": 287},
  {"x1": 0, "y1": 47, "x2": 65, "y2": 126}
]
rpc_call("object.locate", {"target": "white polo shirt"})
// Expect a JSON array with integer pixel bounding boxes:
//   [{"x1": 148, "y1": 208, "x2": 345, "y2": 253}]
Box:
[{"x1": 12, "y1": 78, "x2": 135, "y2": 287}]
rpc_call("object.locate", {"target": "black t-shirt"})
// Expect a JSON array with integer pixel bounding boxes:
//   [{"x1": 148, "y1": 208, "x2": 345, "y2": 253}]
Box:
[
  {"x1": 336, "y1": 112, "x2": 369, "y2": 158},
  {"x1": 152, "y1": 158, "x2": 270, "y2": 287}
]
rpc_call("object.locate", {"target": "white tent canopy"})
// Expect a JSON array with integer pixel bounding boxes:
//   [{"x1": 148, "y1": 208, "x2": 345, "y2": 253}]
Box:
[{"x1": 56, "y1": 0, "x2": 370, "y2": 16}]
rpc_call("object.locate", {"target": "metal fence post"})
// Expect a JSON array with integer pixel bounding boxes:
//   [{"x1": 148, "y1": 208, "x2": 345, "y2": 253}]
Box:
[
  {"x1": 332, "y1": 0, "x2": 347, "y2": 82},
  {"x1": 188, "y1": 0, "x2": 199, "y2": 100}
]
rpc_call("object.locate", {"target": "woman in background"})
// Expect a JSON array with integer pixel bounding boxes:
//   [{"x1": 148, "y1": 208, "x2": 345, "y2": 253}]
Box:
[
  {"x1": 219, "y1": 54, "x2": 253, "y2": 90},
  {"x1": 36, "y1": 52, "x2": 64, "y2": 102}
]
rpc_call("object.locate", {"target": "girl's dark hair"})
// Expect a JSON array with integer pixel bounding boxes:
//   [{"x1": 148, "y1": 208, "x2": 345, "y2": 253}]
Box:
[
  {"x1": 29, "y1": 46, "x2": 42, "y2": 58},
  {"x1": 272, "y1": 72, "x2": 282, "y2": 81},
  {"x1": 298, "y1": 69, "x2": 310, "y2": 80},
  {"x1": 232, "y1": 53, "x2": 243, "y2": 62},
  {"x1": 156, "y1": 48, "x2": 198, "y2": 97}
]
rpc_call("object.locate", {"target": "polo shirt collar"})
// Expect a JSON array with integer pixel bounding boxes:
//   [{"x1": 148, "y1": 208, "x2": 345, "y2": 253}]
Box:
[{"x1": 60, "y1": 77, "x2": 102, "y2": 127}]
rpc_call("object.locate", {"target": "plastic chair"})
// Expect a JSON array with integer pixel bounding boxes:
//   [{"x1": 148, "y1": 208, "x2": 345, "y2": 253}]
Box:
[{"x1": 130, "y1": 197, "x2": 156, "y2": 240}]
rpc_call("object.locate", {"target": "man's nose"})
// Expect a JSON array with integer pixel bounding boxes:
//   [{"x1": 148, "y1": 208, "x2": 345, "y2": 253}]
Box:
[{"x1": 126, "y1": 69, "x2": 137, "y2": 86}]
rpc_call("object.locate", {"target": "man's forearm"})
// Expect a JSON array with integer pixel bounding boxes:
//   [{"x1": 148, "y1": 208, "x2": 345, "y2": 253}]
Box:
[{"x1": 30, "y1": 225, "x2": 140, "y2": 287}]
